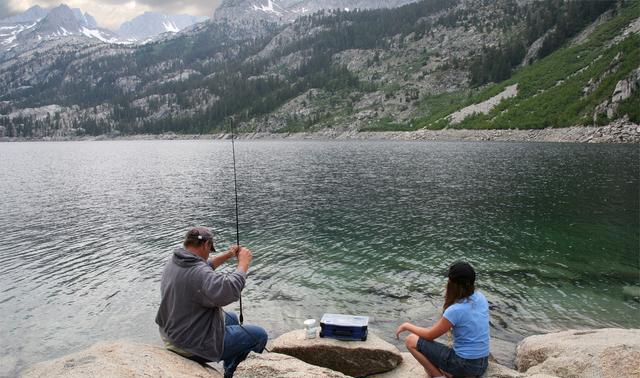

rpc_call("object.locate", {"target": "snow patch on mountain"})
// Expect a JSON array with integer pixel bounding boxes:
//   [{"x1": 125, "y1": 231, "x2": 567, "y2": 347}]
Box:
[
  {"x1": 162, "y1": 21, "x2": 180, "y2": 33},
  {"x1": 290, "y1": 7, "x2": 310, "y2": 15},
  {"x1": 117, "y1": 12, "x2": 208, "y2": 41},
  {"x1": 81, "y1": 27, "x2": 119, "y2": 43},
  {"x1": 252, "y1": 0, "x2": 286, "y2": 17},
  {"x1": 0, "y1": 22, "x2": 37, "y2": 50}
]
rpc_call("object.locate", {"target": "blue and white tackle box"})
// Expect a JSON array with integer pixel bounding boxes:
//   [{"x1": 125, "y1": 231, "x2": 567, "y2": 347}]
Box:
[{"x1": 319, "y1": 313, "x2": 369, "y2": 341}]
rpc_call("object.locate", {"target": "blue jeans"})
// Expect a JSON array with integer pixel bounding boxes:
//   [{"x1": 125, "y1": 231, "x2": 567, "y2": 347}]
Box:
[
  {"x1": 417, "y1": 338, "x2": 488, "y2": 378},
  {"x1": 220, "y1": 312, "x2": 268, "y2": 376}
]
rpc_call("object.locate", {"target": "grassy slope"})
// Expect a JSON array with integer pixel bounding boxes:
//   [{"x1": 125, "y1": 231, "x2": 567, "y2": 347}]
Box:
[{"x1": 403, "y1": 1, "x2": 640, "y2": 131}]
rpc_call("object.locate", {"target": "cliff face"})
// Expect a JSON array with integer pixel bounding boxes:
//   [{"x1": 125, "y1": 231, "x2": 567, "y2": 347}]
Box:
[{"x1": 0, "y1": 0, "x2": 637, "y2": 138}]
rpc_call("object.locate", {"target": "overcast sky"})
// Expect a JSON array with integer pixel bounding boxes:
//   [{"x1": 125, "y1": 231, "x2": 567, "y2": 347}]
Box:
[{"x1": 2, "y1": 0, "x2": 223, "y2": 29}]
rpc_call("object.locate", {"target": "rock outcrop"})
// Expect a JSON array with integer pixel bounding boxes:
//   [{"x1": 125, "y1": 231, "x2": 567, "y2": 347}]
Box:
[
  {"x1": 516, "y1": 328, "x2": 640, "y2": 378},
  {"x1": 234, "y1": 352, "x2": 348, "y2": 377},
  {"x1": 370, "y1": 355, "x2": 562, "y2": 378},
  {"x1": 370, "y1": 352, "x2": 428, "y2": 378},
  {"x1": 611, "y1": 67, "x2": 640, "y2": 103},
  {"x1": 622, "y1": 285, "x2": 640, "y2": 300},
  {"x1": 19, "y1": 328, "x2": 640, "y2": 378},
  {"x1": 21, "y1": 341, "x2": 222, "y2": 378},
  {"x1": 594, "y1": 66, "x2": 640, "y2": 121},
  {"x1": 447, "y1": 84, "x2": 518, "y2": 125},
  {"x1": 271, "y1": 329, "x2": 403, "y2": 376}
]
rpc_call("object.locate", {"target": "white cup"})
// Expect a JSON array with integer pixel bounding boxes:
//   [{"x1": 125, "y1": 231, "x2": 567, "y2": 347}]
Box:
[{"x1": 304, "y1": 319, "x2": 316, "y2": 339}]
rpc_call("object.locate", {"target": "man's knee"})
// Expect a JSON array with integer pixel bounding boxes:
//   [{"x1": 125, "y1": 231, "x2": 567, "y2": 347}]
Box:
[
  {"x1": 252, "y1": 326, "x2": 268, "y2": 344},
  {"x1": 405, "y1": 334, "x2": 419, "y2": 350},
  {"x1": 225, "y1": 312, "x2": 239, "y2": 325},
  {"x1": 247, "y1": 325, "x2": 268, "y2": 350}
]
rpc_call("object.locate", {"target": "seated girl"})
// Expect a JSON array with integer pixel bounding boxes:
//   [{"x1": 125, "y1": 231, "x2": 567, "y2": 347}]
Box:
[{"x1": 396, "y1": 261, "x2": 490, "y2": 378}]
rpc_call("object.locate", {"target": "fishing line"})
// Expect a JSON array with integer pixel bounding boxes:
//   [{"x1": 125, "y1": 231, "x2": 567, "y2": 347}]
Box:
[{"x1": 229, "y1": 114, "x2": 244, "y2": 325}]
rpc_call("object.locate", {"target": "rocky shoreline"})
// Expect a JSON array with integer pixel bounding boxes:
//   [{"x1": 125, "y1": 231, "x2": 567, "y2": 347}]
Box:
[
  {"x1": 21, "y1": 328, "x2": 640, "y2": 378},
  {"x1": 2, "y1": 119, "x2": 639, "y2": 144}
]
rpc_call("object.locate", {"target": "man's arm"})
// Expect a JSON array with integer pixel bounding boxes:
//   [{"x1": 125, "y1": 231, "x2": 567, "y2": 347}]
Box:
[
  {"x1": 199, "y1": 247, "x2": 253, "y2": 308},
  {"x1": 208, "y1": 245, "x2": 240, "y2": 269}
]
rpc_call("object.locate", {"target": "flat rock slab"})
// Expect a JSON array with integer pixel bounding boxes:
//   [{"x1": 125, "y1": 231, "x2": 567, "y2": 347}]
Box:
[
  {"x1": 482, "y1": 361, "x2": 523, "y2": 378},
  {"x1": 235, "y1": 352, "x2": 348, "y2": 378},
  {"x1": 370, "y1": 355, "x2": 558, "y2": 378},
  {"x1": 271, "y1": 329, "x2": 402, "y2": 377},
  {"x1": 516, "y1": 328, "x2": 640, "y2": 378},
  {"x1": 482, "y1": 362, "x2": 560, "y2": 378},
  {"x1": 21, "y1": 341, "x2": 221, "y2": 378},
  {"x1": 370, "y1": 352, "x2": 428, "y2": 378}
]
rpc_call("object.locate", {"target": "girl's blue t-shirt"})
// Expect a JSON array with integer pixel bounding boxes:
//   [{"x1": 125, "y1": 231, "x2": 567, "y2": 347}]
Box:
[{"x1": 442, "y1": 291, "x2": 490, "y2": 359}]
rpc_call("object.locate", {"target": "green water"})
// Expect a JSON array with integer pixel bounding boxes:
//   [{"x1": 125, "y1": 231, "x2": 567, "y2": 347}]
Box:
[{"x1": 0, "y1": 140, "x2": 638, "y2": 374}]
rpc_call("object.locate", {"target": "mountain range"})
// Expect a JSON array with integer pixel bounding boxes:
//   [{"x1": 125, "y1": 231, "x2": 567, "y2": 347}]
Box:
[
  {"x1": 0, "y1": 4, "x2": 209, "y2": 50},
  {"x1": 13, "y1": 4, "x2": 118, "y2": 45},
  {"x1": 1, "y1": 0, "x2": 422, "y2": 50},
  {"x1": 0, "y1": 0, "x2": 638, "y2": 139}
]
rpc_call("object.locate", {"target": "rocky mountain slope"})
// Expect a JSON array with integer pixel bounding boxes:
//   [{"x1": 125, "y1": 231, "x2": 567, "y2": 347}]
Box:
[
  {"x1": 117, "y1": 12, "x2": 209, "y2": 42},
  {"x1": 0, "y1": 0, "x2": 637, "y2": 139},
  {"x1": 213, "y1": 0, "x2": 420, "y2": 24}
]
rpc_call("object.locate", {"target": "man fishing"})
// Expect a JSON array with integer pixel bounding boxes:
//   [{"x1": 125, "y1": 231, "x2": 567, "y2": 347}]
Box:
[{"x1": 155, "y1": 226, "x2": 268, "y2": 378}]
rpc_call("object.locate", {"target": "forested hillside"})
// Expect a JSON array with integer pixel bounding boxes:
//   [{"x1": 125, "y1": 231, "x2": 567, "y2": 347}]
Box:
[{"x1": 0, "y1": 0, "x2": 637, "y2": 138}]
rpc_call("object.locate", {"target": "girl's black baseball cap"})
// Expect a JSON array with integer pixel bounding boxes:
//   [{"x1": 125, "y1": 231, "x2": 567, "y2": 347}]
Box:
[{"x1": 447, "y1": 261, "x2": 476, "y2": 283}]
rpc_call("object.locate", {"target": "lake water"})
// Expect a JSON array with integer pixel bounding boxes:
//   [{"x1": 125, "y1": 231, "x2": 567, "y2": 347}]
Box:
[{"x1": 0, "y1": 140, "x2": 638, "y2": 376}]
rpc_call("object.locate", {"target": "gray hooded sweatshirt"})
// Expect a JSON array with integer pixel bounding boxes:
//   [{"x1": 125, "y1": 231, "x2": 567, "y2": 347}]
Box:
[{"x1": 155, "y1": 247, "x2": 246, "y2": 361}]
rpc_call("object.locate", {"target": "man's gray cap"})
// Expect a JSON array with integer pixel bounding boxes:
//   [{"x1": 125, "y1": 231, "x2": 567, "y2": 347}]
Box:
[{"x1": 184, "y1": 227, "x2": 215, "y2": 251}]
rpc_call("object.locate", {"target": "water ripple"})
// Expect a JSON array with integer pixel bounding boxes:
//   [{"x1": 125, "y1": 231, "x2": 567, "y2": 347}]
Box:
[{"x1": 0, "y1": 140, "x2": 638, "y2": 376}]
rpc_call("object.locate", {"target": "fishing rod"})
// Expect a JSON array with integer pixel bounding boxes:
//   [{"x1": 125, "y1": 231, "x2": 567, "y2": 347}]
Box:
[
  {"x1": 227, "y1": 116, "x2": 270, "y2": 353},
  {"x1": 229, "y1": 115, "x2": 244, "y2": 325},
  {"x1": 222, "y1": 63, "x2": 268, "y2": 352},
  {"x1": 222, "y1": 55, "x2": 244, "y2": 324}
]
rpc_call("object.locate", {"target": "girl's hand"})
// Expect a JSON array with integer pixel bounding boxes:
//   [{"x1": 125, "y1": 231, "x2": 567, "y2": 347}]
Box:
[{"x1": 395, "y1": 322, "x2": 410, "y2": 339}]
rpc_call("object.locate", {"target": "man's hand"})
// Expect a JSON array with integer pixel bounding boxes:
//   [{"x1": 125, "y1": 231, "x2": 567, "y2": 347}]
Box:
[
  {"x1": 227, "y1": 245, "x2": 241, "y2": 259},
  {"x1": 237, "y1": 247, "x2": 252, "y2": 273},
  {"x1": 210, "y1": 245, "x2": 241, "y2": 269}
]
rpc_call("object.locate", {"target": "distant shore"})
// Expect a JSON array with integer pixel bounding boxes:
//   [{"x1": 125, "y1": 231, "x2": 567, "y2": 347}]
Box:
[{"x1": 2, "y1": 119, "x2": 639, "y2": 143}]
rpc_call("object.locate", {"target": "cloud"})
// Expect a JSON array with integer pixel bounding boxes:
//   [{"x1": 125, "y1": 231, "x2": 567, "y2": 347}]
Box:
[
  {"x1": 0, "y1": 2, "x2": 17, "y2": 19},
  {"x1": 6, "y1": 0, "x2": 223, "y2": 29}
]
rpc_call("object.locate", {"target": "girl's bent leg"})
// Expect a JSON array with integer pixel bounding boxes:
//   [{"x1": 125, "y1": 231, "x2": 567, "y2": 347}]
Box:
[{"x1": 405, "y1": 334, "x2": 447, "y2": 377}]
